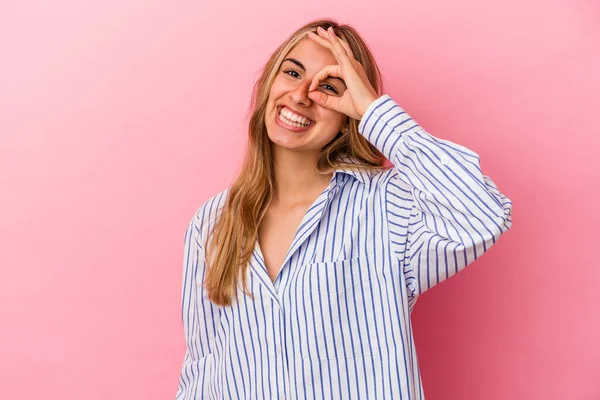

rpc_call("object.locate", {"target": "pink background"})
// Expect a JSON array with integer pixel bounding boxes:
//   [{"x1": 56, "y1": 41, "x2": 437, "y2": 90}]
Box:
[{"x1": 1, "y1": 0, "x2": 598, "y2": 399}]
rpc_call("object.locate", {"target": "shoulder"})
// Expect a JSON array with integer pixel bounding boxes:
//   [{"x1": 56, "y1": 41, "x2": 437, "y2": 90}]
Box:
[
  {"x1": 189, "y1": 187, "x2": 231, "y2": 249},
  {"x1": 367, "y1": 166, "x2": 411, "y2": 195}
]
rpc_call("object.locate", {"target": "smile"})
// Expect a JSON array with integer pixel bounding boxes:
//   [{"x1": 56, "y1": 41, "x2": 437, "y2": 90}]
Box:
[{"x1": 276, "y1": 106, "x2": 314, "y2": 131}]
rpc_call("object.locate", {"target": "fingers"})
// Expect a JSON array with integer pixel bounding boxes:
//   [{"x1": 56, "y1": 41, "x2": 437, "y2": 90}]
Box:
[
  {"x1": 307, "y1": 89, "x2": 328, "y2": 107},
  {"x1": 327, "y1": 27, "x2": 354, "y2": 61},
  {"x1": 337, "y1": 38, "x2": 356, "y2": 61},
  {"x1": 325, "y1": 27, "x2": 351, "y2": 62},
  {"x1": 307, "y1": 27, "x2": 350, "y2": 65},
  {"x1": 308, "y1": 88, "x2": 340, "y2": 111},
  {"x1": 306, "y1": 30, "x2": 340, "y2": 63},
  {"x1": 308, "y1": 64, "x2": 342, "y2": 91}
]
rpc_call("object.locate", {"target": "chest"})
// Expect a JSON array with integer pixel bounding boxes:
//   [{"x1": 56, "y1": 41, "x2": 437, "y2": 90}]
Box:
[{"x1": 257, "y1": 204, "x2": 311, "y2": 283}]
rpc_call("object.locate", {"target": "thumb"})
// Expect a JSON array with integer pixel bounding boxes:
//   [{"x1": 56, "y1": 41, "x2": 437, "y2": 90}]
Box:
[{"x1": 308, "y1": 90, "x2": 330, "y2": 108}]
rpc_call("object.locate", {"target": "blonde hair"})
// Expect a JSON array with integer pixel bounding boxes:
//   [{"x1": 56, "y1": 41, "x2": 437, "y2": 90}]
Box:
[{"x1": 204, "y1": 18, "x2": 389, "y2": 306}]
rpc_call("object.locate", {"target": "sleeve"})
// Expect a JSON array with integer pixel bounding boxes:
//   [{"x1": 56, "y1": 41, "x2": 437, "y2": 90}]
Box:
[
  {"x1": 358, "y1": 94, "x2": 513, "y2": 306},
  {"x1": 175, "y1": 214, "x2": 220, "y2": 399}
]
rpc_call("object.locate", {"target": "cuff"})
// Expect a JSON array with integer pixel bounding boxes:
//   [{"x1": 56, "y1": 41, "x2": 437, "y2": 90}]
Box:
[{"x1": 357, "y1": 94, "x2": 423, "y2": 161}]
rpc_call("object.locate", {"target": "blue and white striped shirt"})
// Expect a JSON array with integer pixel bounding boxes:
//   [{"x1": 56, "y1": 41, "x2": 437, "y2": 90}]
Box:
[{"x1": 176, "y1": 94, "x2": 513, "y2": 399}]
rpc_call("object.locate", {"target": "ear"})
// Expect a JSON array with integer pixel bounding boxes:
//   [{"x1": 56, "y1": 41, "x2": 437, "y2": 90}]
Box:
[{"x1": 339, "y1": 117, "x2": 350, "y2": 133}]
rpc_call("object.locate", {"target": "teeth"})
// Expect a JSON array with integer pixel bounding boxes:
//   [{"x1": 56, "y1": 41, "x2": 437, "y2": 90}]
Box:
[
  {"x1": 279, "y1": 112, "x2": 308, "y2": 128},
  {"x1": 280, "y1": 107, "x2": 311, "y2": 126}
]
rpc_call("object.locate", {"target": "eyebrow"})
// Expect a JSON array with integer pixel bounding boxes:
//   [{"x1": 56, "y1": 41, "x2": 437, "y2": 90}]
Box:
[{"x1": 282, "y1": 57, "x2": 347, "y2": 88}]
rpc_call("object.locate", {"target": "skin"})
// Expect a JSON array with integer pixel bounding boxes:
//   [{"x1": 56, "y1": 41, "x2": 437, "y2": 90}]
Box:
[
  {"x1": 258, "y1": 27, "x2": 380, "y2": 281},
  {"x1": 264, "y1": 26, "x2": 378, "y2": 208}
]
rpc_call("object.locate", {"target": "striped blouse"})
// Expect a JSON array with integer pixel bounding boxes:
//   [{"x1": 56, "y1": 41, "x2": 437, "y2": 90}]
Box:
[{"x1": 175, "y1": 94, "x2": 513, "y2": 399}]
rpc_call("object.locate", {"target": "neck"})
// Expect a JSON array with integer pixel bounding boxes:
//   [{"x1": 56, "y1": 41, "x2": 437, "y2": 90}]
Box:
[{"x1": 271, "y1": 147, "x2": 334, "y2": 209}]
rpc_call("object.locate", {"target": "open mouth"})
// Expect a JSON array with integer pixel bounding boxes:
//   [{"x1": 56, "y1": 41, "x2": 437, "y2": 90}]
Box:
[{"x1": 277, "y1": 106, "x2": 314, "y2": 129}]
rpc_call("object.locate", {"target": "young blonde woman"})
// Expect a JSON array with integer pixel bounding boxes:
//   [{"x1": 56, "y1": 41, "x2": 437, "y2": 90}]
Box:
[{"x1": 176, "y1": 19, "x2": 513, "y2": 400}]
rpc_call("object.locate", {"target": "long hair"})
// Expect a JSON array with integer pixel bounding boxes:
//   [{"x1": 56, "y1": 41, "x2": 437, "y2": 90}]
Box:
[{"x1": 204, "y1": 18, "x2": 389, "y2": 306}]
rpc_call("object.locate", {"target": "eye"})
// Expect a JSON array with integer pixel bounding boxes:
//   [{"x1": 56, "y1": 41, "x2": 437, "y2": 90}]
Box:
[
  {"x1": 283, "y1": 68, "x2": 300, "y2": 78},
  {"x1": 320, "y1": 83, "x2": 339, "y2": 94},
  {"x1": 282, "y1": 68, "x2": 339, "y2": 94}
]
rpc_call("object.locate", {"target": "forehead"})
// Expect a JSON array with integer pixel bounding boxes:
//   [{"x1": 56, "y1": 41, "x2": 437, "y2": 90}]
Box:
[{"x1": 283, "y1": 37, "x2": 338, "y2": 72}]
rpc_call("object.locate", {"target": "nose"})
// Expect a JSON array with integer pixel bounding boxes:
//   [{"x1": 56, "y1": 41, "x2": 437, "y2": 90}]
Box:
[{"x1": 289, "y1": 80, "x2": 312, "y2": 107}]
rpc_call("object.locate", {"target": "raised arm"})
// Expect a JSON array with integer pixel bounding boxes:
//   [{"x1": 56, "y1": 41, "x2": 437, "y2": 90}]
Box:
[{"x1": 359, "y1": 95, "x2": 513, "y2": 309}]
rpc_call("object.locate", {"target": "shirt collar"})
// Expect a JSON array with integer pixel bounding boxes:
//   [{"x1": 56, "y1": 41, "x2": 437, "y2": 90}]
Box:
[{"x1": 332, "y1": 154, "x2": 372, "y2": 186}]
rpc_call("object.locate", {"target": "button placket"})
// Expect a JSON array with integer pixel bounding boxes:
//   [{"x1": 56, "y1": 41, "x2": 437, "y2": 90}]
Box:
[{"x1": 269, "y1": 308, "x2": 284, "y2": 357}]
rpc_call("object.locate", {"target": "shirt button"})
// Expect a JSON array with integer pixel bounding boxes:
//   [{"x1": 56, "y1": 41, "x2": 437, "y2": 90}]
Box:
[
  {"x1": 440, "y1": 155, "x2": 449, "y2": 165},
  {"x1": 280, "y1": 395, "x2": 285, "y2": 400}
]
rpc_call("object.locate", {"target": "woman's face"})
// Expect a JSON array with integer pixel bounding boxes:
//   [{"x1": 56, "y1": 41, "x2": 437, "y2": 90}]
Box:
[{"x1": 264, "y1": 36, "x2": 348, "y2": 153}]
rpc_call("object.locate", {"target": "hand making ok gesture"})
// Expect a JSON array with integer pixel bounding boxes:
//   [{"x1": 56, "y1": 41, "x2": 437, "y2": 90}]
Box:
[{"x1": 306, "y1": 26, "x2": 379, "y2": 121}]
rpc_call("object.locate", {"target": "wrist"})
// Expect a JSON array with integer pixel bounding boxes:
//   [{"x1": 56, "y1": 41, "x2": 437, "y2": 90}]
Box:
[{"x1": 358, "y1": 94, "x2": 379, "y2": 120}]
